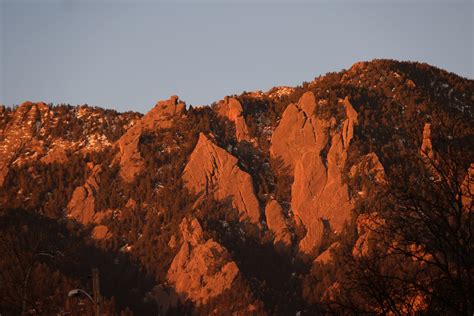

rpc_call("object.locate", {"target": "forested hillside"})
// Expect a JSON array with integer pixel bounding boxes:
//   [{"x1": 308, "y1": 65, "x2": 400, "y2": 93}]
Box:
[{"x1": 1, "y1": 59, "x2": 473, "y2": 315}]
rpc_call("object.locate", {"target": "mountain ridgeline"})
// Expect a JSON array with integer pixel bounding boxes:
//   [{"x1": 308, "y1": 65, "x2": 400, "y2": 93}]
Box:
[{"x1": 1, "y1": 60, "x2": 473, "y2": 315}]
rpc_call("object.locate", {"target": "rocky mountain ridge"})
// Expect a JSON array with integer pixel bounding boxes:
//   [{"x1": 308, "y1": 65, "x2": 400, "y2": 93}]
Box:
[{"x1": 1, "y1": 59, "x2": 473, "y2": 315}]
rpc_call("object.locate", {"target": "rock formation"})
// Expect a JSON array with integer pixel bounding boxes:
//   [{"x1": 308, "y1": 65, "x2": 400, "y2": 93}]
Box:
[
  {"x1": 217, "y1": 97, "x2": 251, "y2": 142},
  {"x1": 271, "y1": 92, "x2": 358, "y2": 256},
  {"x1": 182, "y1": 133, "x2": 261, "y2": 224},
  {"x1": 167, "y1": 217, "x2": 239, "y2": 305},
  {"x1": 0, "y1": 102, "x2": 49, "y2": 186},
  {"x1": 264, "y1": 199, "x2": 292, "y2": 252},
  {"x1": 314, "y1": 242, "x2": 341, "y2": 265},
  {"x1": 420, "y1": 123, "x2": 433, "y2": 159},
  {"x1": 67, "y1": 163, "x2": 102, "y2": 224},
  {"x1": 270, "y1": 91, "x2": 326, "y2": 171},
  {"x1": 116, "y1": 96, "x2": 185, "y2": 182}
]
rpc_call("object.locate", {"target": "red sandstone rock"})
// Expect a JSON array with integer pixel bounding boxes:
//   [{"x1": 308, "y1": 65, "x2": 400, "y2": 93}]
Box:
[
  {"x1": 217, "y1": 97, "x2": 251, "y2": 142},
  {"x1": 167, "y1": 217, "x2": 239, "y2": 305},
  {"x1": 182, "y1": 133, "x2": 261, "y2": 224},
  {"x1": 67, "y1": 164, "x2": 102, "y2": 224},
  {"x1": 264, "y1": 199, "x2": 292, "y2": 252},
  {"x1": 116, "y1": 96, "x2": 185, "y2": 183}
]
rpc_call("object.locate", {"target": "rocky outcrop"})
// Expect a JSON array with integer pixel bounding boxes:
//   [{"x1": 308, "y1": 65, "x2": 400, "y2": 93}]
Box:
[
  {"x1": 314, "y1": 242, "x2": 341, "y2": 265},
  {"x1": 270, "y1": 92, "x2": 327, "y2": 171},
  {"x1": 271, "y1": 93, "x2": 359, "y2": 256},
  {"x1": 167, "y1": 217, "x2": 239, "y2": 305},
  {"x1": 420, "y1": 123, "x2": 433, "y2": 159},
  {"x1": 217, "y1": 97, "x2": 250, "y2": 142},
  {"x1": 349, "y1": 152, "x2": 387, "y2": 198},
  {"x1": 116, "y1": 96, "x2": 185, "y2": 183},
  {"x1": 92, "y1": 225, "x2": 111, "y2": 240},
  {"x1": 0, "y1": 102, "x2": 49, "y2": 186},
  {"x1": 67, "y1": 163, "x2": 102, "y2": 224},
  {"x1": 182, "y1": 133, "x2": 261, "y2": 224},
  {"x1": 341, "y1": 97, "x2": 358, "y2": 149},
  {"x1": 264, "y1": 200, "x2": 292, "y2": 252},
  {"x1": 292, "y1": 133, "x2": 353, "y2": 256}
]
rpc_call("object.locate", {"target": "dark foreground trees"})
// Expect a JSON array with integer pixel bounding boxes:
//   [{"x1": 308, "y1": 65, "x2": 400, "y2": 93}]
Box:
[{"x1": 330, "y1": 145, "x2": 474, "y2": 314}]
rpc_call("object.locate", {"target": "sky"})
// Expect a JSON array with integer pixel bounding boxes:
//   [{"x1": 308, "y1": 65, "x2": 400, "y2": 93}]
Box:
[{"x1": 0, "y1": 0, "x2": 472, "y2": 113}]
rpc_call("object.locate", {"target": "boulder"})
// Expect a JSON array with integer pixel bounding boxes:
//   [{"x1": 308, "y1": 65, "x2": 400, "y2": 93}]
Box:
[
  {"x1": 182, "y1": 133, "x2": 261, "y2": 224},
  {"x1": 167, "y1": 217, "x2": 239, "y2": 305}
]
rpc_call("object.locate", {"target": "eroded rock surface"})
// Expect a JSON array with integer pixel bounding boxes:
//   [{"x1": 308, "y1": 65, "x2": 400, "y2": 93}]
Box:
[
  {"x1": 264, "y1": 199, "x2": 292, "y2": 252},
  {"x1": 271, "y1": 93, "x2": 359, "y2": 256},
  {"x1": 217, "y1": 97, "x2": 251, "y2": 142},
  {"x1": 270, "y1": 92, "x2": 327, "y2": 171},
  {"x1": 167, "y1": 217, "x2": 239, "y2": 305},
  {"x1": 67, "y1": 163, "x2": 102, "y2": 224},
  {"x1": 182, "y1": 133, "x2": 261, "y2": 224},
  {"x1": 116, "y1": 96, "x2": 185, "y2": 182},
  {"x1": 0, "y1": 102, "x2": 49, "y2": 186}
]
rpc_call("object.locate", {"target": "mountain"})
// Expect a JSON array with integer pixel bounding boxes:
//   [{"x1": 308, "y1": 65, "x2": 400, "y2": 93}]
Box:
[{"x1": 1, "y1": 59, "x2": 473, "y2": 315}]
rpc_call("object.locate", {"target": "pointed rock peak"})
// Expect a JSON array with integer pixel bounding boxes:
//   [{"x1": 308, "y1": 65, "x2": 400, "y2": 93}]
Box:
[
  {"x1": 341, "y1": 97, "x2": 358, "y2": 149},
  {"x1": 180, "y1": 216, "x2": 205, "y2": 247},
  {"x1": 217, "y1": 97, "x2": 251, "y2": 142},
  {"x1": 183, "y1": 132, "x2": 261, "y2": 224},
  {"x1": 196, "y1": 132, "x2": 215, "y2": 146},
  {"x1": 342, "y1": 97, "x2": 358, "y2": 123},
  {"x1": 221, "y1": 96, "x2": 243, "y2": 112},
  {"x1": 297, "y1": 91, "x2": 317, "y2": 115}
]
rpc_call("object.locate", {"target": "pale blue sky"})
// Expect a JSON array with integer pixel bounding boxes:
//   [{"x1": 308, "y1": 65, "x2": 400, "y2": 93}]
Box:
[{"x1": 1, "y1": 0, "x2": 472, "y2": 113}]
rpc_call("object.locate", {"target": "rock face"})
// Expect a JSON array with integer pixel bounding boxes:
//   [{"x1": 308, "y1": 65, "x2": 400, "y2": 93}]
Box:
[
  {"x1": 116, "y1": 96, "x2": 185, "y2": 183},
  {"x1": 0, "y1": 102, "x2": 49, "y2": 186},
  {"x1": 420, "y1": 123, "x2": 433, "y2": 159},
  {"x1": 167, "y1": 217, "x2": 239, "y2": 305},
  {"x1": 182, "y1": 133, "x2": 261, "y2": 224},
  {"x1": 217, "y1": 97, "x2": 250, "y2": 142},
  {"x1": 270, "y1": 92, "x2": 324, "y2": 171},
  {"x1": 67, "y1": 163, "x2": 102, "y2": 224},
  {"x1": 264, "y1": 200, "x2": 292, "y2": 252},
  {"x1": 271, "y1": 93, "x2": 358, "y2": 256}
]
